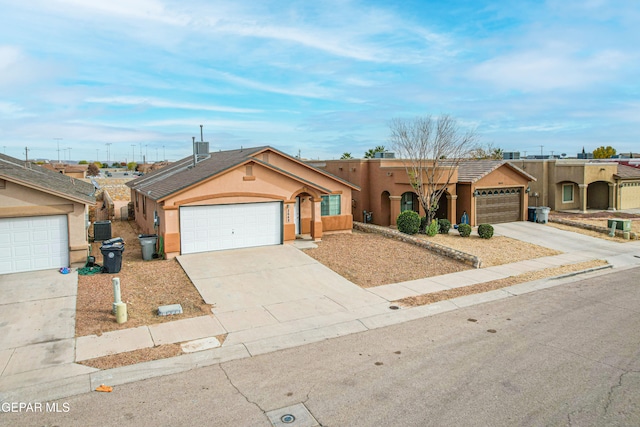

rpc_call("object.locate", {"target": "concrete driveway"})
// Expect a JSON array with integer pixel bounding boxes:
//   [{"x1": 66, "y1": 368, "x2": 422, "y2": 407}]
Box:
[
  {"x1": 0, "y1": 269, "x2": 96, "y2": 398},
  {"x1": 177, "y1": 245, "x2": 387, "y2": 332}
]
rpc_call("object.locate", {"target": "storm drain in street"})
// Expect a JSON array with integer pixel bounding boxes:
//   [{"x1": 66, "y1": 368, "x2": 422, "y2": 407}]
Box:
[{"x1": 266, "y1": 403, "x2": 319, "y2": 427}]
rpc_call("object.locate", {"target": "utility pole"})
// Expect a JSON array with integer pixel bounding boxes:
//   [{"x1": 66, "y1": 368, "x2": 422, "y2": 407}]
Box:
[
  {"x1": 25, "y1": 146, "x2": 29, "y2": 162},
  {"x1": 163, "y1": 145, "x2": 165, "y2": 161},
  {"x1": 96, "y1": 149, "x2": 99, "y2": 163},
  {"x1": 131, "y1": 145, "x2": 136, "y2": 163},
  {"x1": 540, "y1": 145, "x2": 544, "y2": 156},
  {"x1": 54, "y1": 138, "x2": 63, "y2": 163},
  {"x1": 67, "y1": 147, "x2": 72, "y2": 162},
  {"x1": 106, "y1": 143, "x2": 112, "y2": 164}
]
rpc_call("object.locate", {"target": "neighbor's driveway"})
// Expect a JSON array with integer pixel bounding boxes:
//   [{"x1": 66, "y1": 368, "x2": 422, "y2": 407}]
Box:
[
  {"x1": 177, "y1": 245, "x2": 386, "y2": 332},
  {"x1": 0, "y1": 269, "x2": 96, "y2": 391}
]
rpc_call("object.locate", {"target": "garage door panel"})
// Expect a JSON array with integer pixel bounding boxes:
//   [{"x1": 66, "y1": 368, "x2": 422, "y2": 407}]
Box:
[
  {"x1": 476, "y1": 189, "x2": 522, "y2": 224},
  {"x1": 0, "y1": 215, "x2": 69, "y2": 274},
  {"x1": 180, "y1": 202, "x2": 282, "y2": 255}
]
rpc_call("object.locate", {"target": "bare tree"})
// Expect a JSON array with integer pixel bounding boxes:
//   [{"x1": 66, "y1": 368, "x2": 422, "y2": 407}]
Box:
[{"x1": 389, "y1": 114, "x2": 477, "y2": 223}]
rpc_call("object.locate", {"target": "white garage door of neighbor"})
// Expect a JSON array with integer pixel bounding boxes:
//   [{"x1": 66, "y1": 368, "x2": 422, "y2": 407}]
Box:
[
  {"x1": 180, "y1": 202, "x2": 283, "y2": 254},
  {"x1": 0, "y1": 215, "x2": 69, "y2": 274}
]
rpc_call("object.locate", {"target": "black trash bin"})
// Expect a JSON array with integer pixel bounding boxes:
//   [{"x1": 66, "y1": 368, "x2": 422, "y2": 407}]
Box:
[
  {"x1": 100, "y1": 242, "x2": 125, "y2": 273},
  {"x1": 528, "y1": 207, "x2": 537, "y2": 222}
]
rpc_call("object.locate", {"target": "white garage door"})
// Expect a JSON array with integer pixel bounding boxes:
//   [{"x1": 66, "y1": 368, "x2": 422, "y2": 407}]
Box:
[
  {"x1": 180, "y1": 202, "x2": 282, "y2": 254},
  {"x1": 0, "y1": 215, "x2": 69, "y2": 274}
]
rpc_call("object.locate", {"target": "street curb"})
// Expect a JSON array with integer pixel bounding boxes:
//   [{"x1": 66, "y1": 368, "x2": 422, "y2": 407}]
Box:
[{"x1": 550, "y1": 264, "x2": 613, "y2": 280}]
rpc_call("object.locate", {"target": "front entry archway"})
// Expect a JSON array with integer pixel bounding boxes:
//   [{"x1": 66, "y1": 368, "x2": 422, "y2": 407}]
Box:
[{"x1": 380, "y1": 191, "x2": 391, "y2": 226}]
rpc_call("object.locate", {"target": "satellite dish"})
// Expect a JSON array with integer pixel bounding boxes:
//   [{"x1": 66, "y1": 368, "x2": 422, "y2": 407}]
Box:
[
  {"x1": 90, "y1": 178, "x2": 101, "y2": 190},
  {"x1": 561, "y1": 153, "x2": 567, "y2": 158}
]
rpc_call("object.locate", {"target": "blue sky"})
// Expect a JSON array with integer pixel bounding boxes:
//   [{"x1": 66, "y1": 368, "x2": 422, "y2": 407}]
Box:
[{"x1": 0, "y1": 0, "x2": 638, "y2": 163}]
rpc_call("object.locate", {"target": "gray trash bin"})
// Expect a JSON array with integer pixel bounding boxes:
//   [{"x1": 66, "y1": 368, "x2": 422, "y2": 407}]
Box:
[
  {"x1": 100, "y1": 242, "x2": 125, "y2": 273},
  {"x1": 536, "y1": 207, "x2": 550, "y2": 224},
  {"x1": 138, "y1": 234, "x2": 158, "y2": 261}
]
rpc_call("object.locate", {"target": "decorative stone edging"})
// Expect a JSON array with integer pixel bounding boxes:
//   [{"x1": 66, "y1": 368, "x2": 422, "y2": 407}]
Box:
[
  {"x1": 548, "y1": 217, "x2": 638, "y2": 240},
  {"x1": 353, "y1": 222, "x2": 481, "y2": 268}
]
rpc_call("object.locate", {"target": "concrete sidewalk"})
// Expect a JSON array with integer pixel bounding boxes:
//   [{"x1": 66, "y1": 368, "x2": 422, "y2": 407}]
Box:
[{"x1": 2, "y1": 221, "x2": 640, "y2": 403}]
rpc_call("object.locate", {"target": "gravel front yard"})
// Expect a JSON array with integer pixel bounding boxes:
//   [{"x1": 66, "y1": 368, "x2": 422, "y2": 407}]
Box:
[
  {"x1": 416, "y1": 233, "x2": 561, "y2": 267},
  {"x1": 76, "y1": 221, "x2": 211, "y2": 337},
  {"x1": 303, "y1": 231, "x2": 471, "y2": 287},
  {"x1": 549, "y1": 211, "x2": 640, "y2": 242},
  {"x1": 303, "y1": 229, "x2": 561, "y2": 288}
]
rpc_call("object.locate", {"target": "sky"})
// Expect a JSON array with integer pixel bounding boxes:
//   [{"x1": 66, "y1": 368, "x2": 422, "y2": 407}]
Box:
[{"x1": 0, "y1": 0, "x2": 638, "y2": 163}]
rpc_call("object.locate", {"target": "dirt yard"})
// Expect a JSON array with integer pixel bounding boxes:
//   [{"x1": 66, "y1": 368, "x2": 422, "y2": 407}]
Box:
[
  {"x1": 76, "y1": 220, "x2": 211, "y2": 337},
  {"x1": 303, "y1": 229, "x2": 560, "y2": 287},
  {"x1": 549, "y1": 211, "x2": 640, "y2": 242},
  {"x1": 416, "y1": 233, "x2": 561, "y2": 267}
]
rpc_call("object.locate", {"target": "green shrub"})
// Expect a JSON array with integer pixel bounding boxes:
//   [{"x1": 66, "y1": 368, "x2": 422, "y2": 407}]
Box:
[
  {"x1": 438, "y1": 219, "x2": 451, "y2": 234},
  {"x1": 458, "y1": 223, "x2": 472, "y2": 237},
  {"x1": 397, "y1": 211, "x2": 421, "y2": 235},
  {"x1": 419, "y1": 216, "x2": 428, "y2": 234},
  {"x1": 478, "y1": 223, "x2": 494, "y2": 239},
  {"x1": 426, "y1": 219, "x2": 438, "y2": 236}
]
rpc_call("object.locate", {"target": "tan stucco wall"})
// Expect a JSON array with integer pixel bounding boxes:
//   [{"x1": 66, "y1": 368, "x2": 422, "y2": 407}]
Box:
[
  {"x1": 0, "y1": 179, "x2": 90, "y2": 267},
  {"x1": 320, "y1": 159, "x2": 459, "y2": 226},
  {"x1": 134, "y1": 153, "x2": 354, "y2": 258}
]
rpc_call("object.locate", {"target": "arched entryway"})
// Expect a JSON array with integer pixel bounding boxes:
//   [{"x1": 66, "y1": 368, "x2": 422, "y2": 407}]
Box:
[
  {"x1": 432, "y1": 191, "x2": 449, "y2": 220},
  {"x1": 587, "y1": 181, "x2": 610, "y2": 210},
  {"x1": 380, "y1": 191, "x2": 391, "y2": 226},
  {"x1": 400, "y1": 191, "x2": 420, "y2": 213}
]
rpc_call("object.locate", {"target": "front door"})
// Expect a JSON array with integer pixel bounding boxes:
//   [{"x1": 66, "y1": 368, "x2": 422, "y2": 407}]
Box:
[{"x1": 294, "y1": 197, "x2": 301, "y2": 234}]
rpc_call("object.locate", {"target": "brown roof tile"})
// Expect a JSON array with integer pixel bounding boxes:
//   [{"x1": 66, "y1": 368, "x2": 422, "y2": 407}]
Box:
[
  {"x1": 615, "y1": 164, "x2": 640, "y2": 179},
  {"x1": 0, "y1": 154, "x2": 95, "y2": 204},
  {"x1": 458, "y1": 160, "x2": 536, "y2": 183}
]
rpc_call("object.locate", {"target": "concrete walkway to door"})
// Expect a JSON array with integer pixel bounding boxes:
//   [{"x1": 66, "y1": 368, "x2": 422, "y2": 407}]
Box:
[{"x1": 177, "y1": 245, "x2": 389, "y2": 331}]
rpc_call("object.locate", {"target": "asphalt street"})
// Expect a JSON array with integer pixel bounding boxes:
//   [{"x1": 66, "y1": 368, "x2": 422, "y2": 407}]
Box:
[{"x1": 3, "y1": 266, "x2": 639, "y2": 427}]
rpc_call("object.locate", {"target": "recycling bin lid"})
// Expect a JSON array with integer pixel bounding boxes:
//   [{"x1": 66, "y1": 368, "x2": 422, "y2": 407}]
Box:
[{"x1": 103, "y1": 237, "x2": 125, "y2": 245}]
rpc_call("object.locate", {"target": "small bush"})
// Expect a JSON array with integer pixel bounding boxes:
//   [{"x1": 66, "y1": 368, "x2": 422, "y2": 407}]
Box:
[
  {"x1": 458, "y1": 223, "x2": 472, "y2": 237},
  {"x1": 478, "y1": 223, "x2": 494, "y2": 239},
  {"x1": 438, "y1": 219, "x2": 451, "y2": 234},
  {"x1": 419, "y1": 216, "x2": 428, "y2": 234},
  {"x1": 397, "y1": 210, "x2": 421, "y2": 235},
  {"x1": 426, "y1": 219, "x2": 438, "y2": 236}
]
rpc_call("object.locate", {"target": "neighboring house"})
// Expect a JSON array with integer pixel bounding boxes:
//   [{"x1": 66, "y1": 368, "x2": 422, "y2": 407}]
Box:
[
  {"x1": 137, "y1": 161, "x2": 169, "y2": 174},
  {"x1": 313, "y1": 158, "x2": 534, "y2": 227},
  {"x1": 507, "y1": 159, "x2": 640, "y2": 211},
  {"x1": 0, "y1": 154, "x2": 95, "y2": 274},
  {"x1": 41, "y1": 162, "x2": 88, "y2": 178},
  {"x1": 127, "y1": 146, "x2": 358, "y2": 259}
]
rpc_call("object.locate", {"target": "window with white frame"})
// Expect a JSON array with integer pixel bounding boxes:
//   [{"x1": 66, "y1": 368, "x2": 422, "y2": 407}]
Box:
[
  {"x1": 562, "y1": 184, "x2": 574, "y2": 203},
  {"x1": 321, "y1": 194, "x2": 341, "y2": 216}
]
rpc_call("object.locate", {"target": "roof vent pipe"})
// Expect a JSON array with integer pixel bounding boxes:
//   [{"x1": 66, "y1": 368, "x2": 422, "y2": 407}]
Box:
[
  {"x1": 192, "y1": 136, "x2": 196, "y2": 167},
  {"x1": 200, "y1": 124, "x2": 204, "y2": 142}
]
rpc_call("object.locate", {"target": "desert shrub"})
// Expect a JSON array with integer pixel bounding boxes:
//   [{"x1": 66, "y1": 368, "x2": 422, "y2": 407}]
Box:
[
  {"x1": 426, "y1": 219, "x2": 438, "y2": 236},
  {"x1": 397, "y1": 210, "x2": 421, "y2": 235},
  {"x1": 438, "y1": 219, "x2": 451, "y2": 234},
  {"x1": 458, "y1": 223, "x2": 472, "y2": 237},
  {"x1": 478, "y1": 223, "x2": 494, "y2": 239}
]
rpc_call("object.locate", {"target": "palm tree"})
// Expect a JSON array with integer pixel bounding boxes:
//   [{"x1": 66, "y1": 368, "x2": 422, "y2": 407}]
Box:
[
  {"x1": 364, "y1": 145, "x2": 386, "y2": 158},
  {"x1": 340, "y1": 152, "x2": 353, "y2": 159}
]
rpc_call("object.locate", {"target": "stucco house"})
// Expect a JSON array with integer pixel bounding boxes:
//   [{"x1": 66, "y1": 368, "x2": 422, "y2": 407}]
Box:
[
  {"x1": 0, "y1": 154, "x2": 95, "y2": 274},
  {"x1": 314, "y1": 158, "x2": 534, "y2": 227},
  {"x1": 507, "y1": 159, "x2": 640, "y2": 211},
  {"x1": 127, "y1": 146, "x2": 358, "y2": 258}
]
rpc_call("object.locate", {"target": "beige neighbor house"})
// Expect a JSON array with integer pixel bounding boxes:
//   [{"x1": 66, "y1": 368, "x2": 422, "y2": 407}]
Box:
[
  {"x1": 507, "y1": 159, "x2": 640, "y2": 211},
  {"x1": 314, "y1": 158, "x2": 535, "y2": 227},
  {"x1": 0, "y1": 154, "x2": 95, "y2": 274},
  {"x1": 127, "y1": 146, "x2": 358, "y2": 259}
]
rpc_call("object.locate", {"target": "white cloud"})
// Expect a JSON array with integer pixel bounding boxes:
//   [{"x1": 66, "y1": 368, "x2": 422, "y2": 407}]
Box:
[
  {"x1": 469, "y1": 48, "x2": 628, "y2": 92},
  {"x1": 85, "y1": 96, "x2": 262, "y2": 113}
]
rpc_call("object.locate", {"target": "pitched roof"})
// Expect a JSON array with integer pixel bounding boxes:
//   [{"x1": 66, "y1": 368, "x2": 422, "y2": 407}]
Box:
[
  {"x1": 127, "y1": 146, "x2": 358, "y2": 201},
  {"x1": 458, "y1": 160, "x2": 536, "y2": 183},
  {"x1": 615, "y1": 164, "x2": 640, "y2": 179},
  {"x1": 0, "y1": 154, "x2": 95, "y2": 204},
  {"x1": 127, "y1": 147, "x2": 266, "y2": 200}
]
